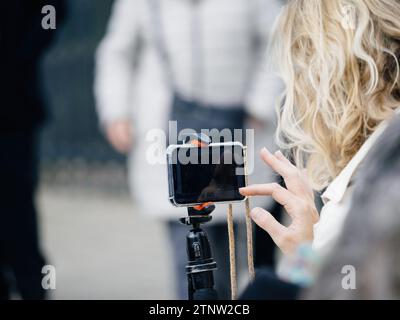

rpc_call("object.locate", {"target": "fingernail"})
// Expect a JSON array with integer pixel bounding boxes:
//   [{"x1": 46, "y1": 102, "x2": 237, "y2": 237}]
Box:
[
  {"x1": 251, "y1": 207, "x2": 263, "y2": 219},
  {"x1": 275, "y1": 150, "x2": 284, "y2": 158},
  {"x1": 261, "y1": 147, "x2": 271, "y2": 155}
]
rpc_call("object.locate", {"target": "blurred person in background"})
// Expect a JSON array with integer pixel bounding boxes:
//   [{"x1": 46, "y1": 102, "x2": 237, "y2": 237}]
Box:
[
  {"x1": 0, "y1": 0, "x2": 65, "y2": 299},
  {"x1": 239, "y1": 0, "x2": 400, "y2": 298},
  {"x1": 95, "y1": 0, "x2": 283, "y2": 299}
]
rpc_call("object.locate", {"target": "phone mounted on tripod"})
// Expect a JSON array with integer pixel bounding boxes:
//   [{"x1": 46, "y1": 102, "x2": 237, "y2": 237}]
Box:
[{"x1": 167, "y1": 132, "x2": 251, "y2": 300}]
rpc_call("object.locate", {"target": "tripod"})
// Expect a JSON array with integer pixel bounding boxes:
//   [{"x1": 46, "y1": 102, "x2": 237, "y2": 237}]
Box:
[{"x1": 180, "y1": 204, "x2": 218, "y2": 300}]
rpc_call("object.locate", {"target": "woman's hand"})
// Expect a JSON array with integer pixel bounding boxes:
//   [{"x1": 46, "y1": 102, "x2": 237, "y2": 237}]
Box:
[{"x1": 239, "y1": 148, "x2": 319, "y2": 255}]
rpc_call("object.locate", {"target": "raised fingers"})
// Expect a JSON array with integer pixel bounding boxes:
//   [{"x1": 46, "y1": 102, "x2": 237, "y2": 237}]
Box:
[
  {"x1": 260, "y1": 148, "x2": 310, "y2": 199},
  {"x1": 274, "y1": 150, "x2": 294, "y2": 166},
  {"x1": 240, "y1": 183, "x2": 297, "y2": 218},
  {"x1": 260, "y1": 148, "x2": 293, "y2": 178},
  {"x1": 250, "y1": 207, "x2": 288, "y2": 247}
]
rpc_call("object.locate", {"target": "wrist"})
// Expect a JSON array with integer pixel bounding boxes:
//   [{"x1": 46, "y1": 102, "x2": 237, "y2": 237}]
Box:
[{"x1": 277, "y1": 242, "x2": 321, "y2": 288}]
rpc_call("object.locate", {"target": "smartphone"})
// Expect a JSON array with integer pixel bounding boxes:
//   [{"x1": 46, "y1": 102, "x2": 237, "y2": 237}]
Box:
[{"x1": 166, "y1": 141, "x2": 247, "y2": 207}]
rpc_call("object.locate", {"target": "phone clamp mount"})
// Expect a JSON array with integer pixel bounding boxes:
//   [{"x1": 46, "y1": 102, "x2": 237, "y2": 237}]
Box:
[{"x1": 179, "y1": 133, "x2": 218, "y2": 300}]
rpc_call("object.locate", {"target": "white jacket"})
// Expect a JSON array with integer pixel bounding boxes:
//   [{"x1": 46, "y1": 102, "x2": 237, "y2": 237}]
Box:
[{"x1": 94, "y1": 0, "x2": 283, "y2": 221}]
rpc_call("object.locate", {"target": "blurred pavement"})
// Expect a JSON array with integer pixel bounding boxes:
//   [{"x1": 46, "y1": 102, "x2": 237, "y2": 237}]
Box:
[{"x1": 37, "y1": 186, "x2": 174, "y2": 300}]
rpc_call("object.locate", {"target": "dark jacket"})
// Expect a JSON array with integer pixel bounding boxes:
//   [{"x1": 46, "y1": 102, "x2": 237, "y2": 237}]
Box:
[{"x1": 0, "y1": 0, "x2": 65, "y2": 133}]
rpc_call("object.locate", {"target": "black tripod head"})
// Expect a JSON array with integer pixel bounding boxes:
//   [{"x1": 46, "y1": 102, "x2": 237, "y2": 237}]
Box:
[
  {"x1": 180, "y1": 203, "x2": 218, "y2": 300},
  {"x1": 180, "y1": 204, "x2": 215, "y2": 227}
]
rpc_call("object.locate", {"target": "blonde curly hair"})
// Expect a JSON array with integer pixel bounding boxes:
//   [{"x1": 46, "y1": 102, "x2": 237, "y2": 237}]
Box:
[{"x1": 270, "y1": 0, "x2": 400, "y2": 190}]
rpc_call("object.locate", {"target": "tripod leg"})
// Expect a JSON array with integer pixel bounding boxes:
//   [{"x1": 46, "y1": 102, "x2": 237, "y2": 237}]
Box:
[{"x1": 187, "y1": 273, "x2": 194, "y2": 300}]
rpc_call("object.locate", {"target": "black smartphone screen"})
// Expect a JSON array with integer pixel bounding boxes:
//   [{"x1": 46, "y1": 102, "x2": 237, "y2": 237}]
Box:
[{"x1": 170, "y1": 145, "x2": 246, "y2": 205}]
